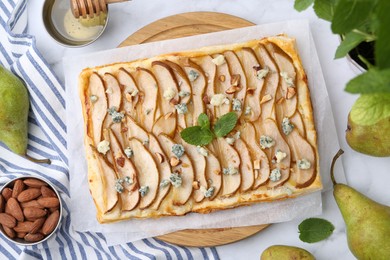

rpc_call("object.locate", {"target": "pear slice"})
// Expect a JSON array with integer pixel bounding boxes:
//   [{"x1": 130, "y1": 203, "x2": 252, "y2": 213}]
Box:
[
  {"x1": 203, "y1": 148, "x2": 222, "y2": 200},
  {"x1": 128, "y1": 138, "x2": 159, "y2": 209},
  {"x1": 88, "y1": 72, "x2": 107, "y2": 146},
  {"x1": 254, "y1": 44, "x2": 279, "y2": 121},
  {"x1": 261, "y1": 118, "x2": 291, "y2": 188},
  {"x1": 134, "y1": 68, "x2": 158, "y2": 132},
  {"x1": 224, "y1": 50, "x2": 247, "y2": 119},
  {"x1": 192, "y1": 55, "x2": 217, "y2": 120},
  {"x1": 212, "y1": 138, "x2": 241, "y2": 197},
  {"x1": 212, "y1": 53, "x2": 232, "y2": 117},
  {"x1": 233, "y1": 139, "x2": 254, "y2": 192},
  {"x1": 239, "y1": 122, "x2": 270, "y2": 188},
  {"x1": 180, "y1": 138, "x2": 207, "y2": 203},
  {"x1": 157, "y1": 134, "x2": 194, "y2": 206},
  {"x1": 108, "y1": 130, "x2": 139, "y2": 211},
  {"x1": 91, "y1": 148, "x2": 118, "y2": 213},
  {"x1": 125, "y1": 115, "x2": 149, "y2": 142},
  {"x1": 290, "y1": 111, "x2": 306, "y2": 138},
  {"x1": 116, "y1": 68, "x2": 139, "y2": 118},
  {"x1": 164, "y1": 60, "x2": 192, "y2": 104},
  {"x1": 182, "y1": 61, "x2": 206, "y2": 126},
  {"x1": 265, "y1": 43, "x2": 297, "y2": 119},
  {"x1": 152, "y1": 112, "x2": 177, "y2": 138},
  {"x1": 286, "y1": 129, "x2": 316, "y2": 188}
]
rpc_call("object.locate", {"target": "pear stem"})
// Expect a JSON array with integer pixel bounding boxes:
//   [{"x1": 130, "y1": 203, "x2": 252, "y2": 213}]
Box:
[
  {"x1": 24, "y1": 154, "x2": 51, "y2": 164},
  {"x1": 331, "y1": 149, "x2": 344, "y2": 186}
]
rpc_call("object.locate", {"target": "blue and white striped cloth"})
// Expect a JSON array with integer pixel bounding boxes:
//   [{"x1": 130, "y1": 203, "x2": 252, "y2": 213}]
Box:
[{"x1": 0, "y1": 1, "x2": 219, "y2": 259}]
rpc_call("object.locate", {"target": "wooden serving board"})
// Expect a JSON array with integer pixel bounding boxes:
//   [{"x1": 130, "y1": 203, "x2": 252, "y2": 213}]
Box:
[{"x1": 118, "y1": 12, "x2": 269, "y2": 247}]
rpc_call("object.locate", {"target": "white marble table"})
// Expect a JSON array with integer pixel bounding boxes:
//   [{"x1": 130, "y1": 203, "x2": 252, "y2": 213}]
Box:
[{"x1": 27, "y1": 0, "x2": 390, "y2": 259}]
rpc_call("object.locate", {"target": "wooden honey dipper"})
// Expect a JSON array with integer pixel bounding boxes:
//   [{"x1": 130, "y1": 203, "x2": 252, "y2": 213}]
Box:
[{"x1": 70, "y1": 0, "x2": 130, "y2": 18}]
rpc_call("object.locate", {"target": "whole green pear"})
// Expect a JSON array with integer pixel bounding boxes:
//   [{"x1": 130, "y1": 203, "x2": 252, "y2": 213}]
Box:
[
  {"x1": 331, "y1": 150, "x2": 390, "y2": 259},
  {"x1": 0, "y1": 65, "x2": 29, "y2": 155},
  {"x1": 261, "y1": 245, "x2": 315, "y2": 260}
]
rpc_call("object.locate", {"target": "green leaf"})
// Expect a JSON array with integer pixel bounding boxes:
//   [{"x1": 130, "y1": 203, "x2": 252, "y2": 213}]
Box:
[
  {"x1": 335, "y1": 31, "x2": 366, "y2": 59},
  {"x1": 375, "y1": 0, "x2": 390, "y2": 69},
  {"x1": 298, "y1": 218, "x2": 335, "y2": 243},
  {"x1": 213, "y1": 112, "x2": 238, "y2": 137},
  {"x1": 350, "y1": 93, "x2": 390, "y2": 126},
  {"x1": 313, "y1": 0, "x2": 337, "y2": 21},
  {"x1": 345, "y1": 68, "x2": 390, "y2": 94},
  {"x1": 294, "y1": 0, "x2": 314, "y2": 11},
  {"x1": 180, "y1": 126, "x2": 213, "y2": 146},
  {"x1": 198, "y1": 113, "x2": 210, "y2": 130},
  {"x1": 331, "y1": 0, "x2": 375, "y2": 34}
]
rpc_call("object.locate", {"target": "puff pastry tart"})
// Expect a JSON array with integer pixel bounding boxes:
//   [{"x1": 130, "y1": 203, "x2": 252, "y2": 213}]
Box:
[{"x1": 78, "y1": 35, "x2": 322, "y2": 223}]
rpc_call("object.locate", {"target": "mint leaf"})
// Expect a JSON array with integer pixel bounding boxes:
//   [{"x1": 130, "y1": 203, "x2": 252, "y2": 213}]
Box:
[
  {"x1": 375, "y1": 0, "x2": 390, "y2": 69},
  {"x1": 335, "y1": 31, "x2": 366, "y2": 59},
  {"x1": 180, "y1": 126, "x2": 213, "y2": 146},
  {"x1": 294, "y1": 0, "x2": 314, "y2": 12},
  {"x1": 350, "y1": 93, "x2": 390, "y2": 125},
  {"x1": 313, "y1": 0, "x2": 337, "y2": 21},
  {"x1": 198, "y1": 113, "x2": 210, "y2": 130},
  {"x1": 345, "y1": 68, "x2": 390, "y2": 94},
  {"x1": 298, "y1": 218, "x2": 335, "y2": 243},
  {"x1": 213, "y1": 112, "x2": 238, "y2": 137},
  {"x1": 331, "y1": 0, "x2": 375, "y2": 34}
]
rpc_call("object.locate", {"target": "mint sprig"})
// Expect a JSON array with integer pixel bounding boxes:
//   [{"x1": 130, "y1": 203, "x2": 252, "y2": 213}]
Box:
[
  {"x1": 180, "y1": 112, "x2": 238, "y2": 146},
  {"x1": 298, "y1": 218, "x2": 335, "y2": 243}
]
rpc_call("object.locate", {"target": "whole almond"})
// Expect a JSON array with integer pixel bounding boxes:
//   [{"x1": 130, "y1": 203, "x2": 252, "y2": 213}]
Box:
[
  {"x1": 0, "y1": 195, "x2": 4, "y2": 213},
  {"x1": 5, "y1": 198, "x2": 24, "y2": 222},
  {"x1": 41, "y1": 186, "x2": 57, "y2": 198},
  {"x1": 2, "y1": 225, "x2": 16, "y2": 238},
  {"x1": 37, "y1": 197, "x2": 59, "y2": 208},
  {"x1": 16, "y1": 232, "x2": 27, "y2": 238},
  {"x1": 24, "y1": 232, "x2": 44, "y2": 242},
  {"x1": 17, "y1": 188, "x2": 41, "y2": 203},
  {"x1": 11, "y1": 180, "x2": 25, "y2": 198},
  {"x1": 2, "y1": 188, "x2": 13, "y2": 201},
  {"x1": 23, "y1": 178, "x2": 48, "y2": 188},
  {"x1": 30, "y1": 218, "x2": 46, "y2": 234},
  {"x1": 20, "y1": 200, "x2": 44, "y2": 209},
  {"x1": 42, "y1": 210, "x2": 60, "y2": 235},
  {"x1": 0, "y1": 213, "x2": 16, "y2": 228},
  {"x1": 14, "y1": 221, "x2": 34, "y2": 233},
  {"x1": 23, "y1": 207, "x2": 47, "y2": 219}
]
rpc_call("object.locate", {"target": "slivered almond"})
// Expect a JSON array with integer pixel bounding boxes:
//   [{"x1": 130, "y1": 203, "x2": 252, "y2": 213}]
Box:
[
  {"x1": 218, "y1": 75, "x2": 226, "y2": 82},
  {"x1": 169, "y1": 98, "x2": 179, "y2": 106},
  {"x1": 277, "y1": 97, "x2": 285, "y2": 104},
  {"x1": 121, "y1": 127, "x2": 128, "y2": 133},
  {"x1": 254, "y1": 160, "x2": 261, "y2": 170},
  {"x1": 181, "y1": 163, "x2": 189, "y2": 168},
  {"x1": 192, "y1": 181, "x2": 200, "y2": 190},
  {"x1": 116, "y1": 157, "x2": 125, "y2": 167},
  {"x1": 23, "y1": 178, "x2": 48, "y2": 188},
  {"x1": 155, "y1": 153, "x2": 164, "y2": 163},
  {"x1": 164, "y1": 112, "x2": 173, "y2": 119},
  {"x1": 12, "y1": 180, "x2": 24, "y2": 198},
  {"x1": 203, "y1": 95, "x2": 210, "y2": 104},
  {"x1": 170, "y1": 157, "x2": 181, "y2": 167},
  {"x1": 260, "y1": 94, "x2": 272, "y2": 104},
  {"x1": 230, "y1": 74, "x2": 240, "y2": 87},
  {"x1": 225, "y1": 86, "x2": 240, "y2": 94},
  {"x1": 213, "y1": 169, "x2": 221, "y2": 175},
  {"x1": 286, "y1": 87, "x2": 296, "y2": 99},
  {"x1": 246, "y1": 87, "x2": 256, "y2": 95},
  {"x1": 125, "y1": 92, "x2": 132, "y2": 102},
  {"x1": 253, "y1": 65, "x2": 261, "y2": 72}
]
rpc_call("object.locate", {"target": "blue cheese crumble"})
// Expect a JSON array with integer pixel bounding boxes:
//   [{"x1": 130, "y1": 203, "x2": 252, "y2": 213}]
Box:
[
  {"x1": 169, "y1": 172, "x2": 182, "y2": 187},
  {"x1": 223, "y1": 167, "x2": 239, "y2": 175},
  {"x1": 280, "y1": 72, "x2": 294, "y2": 86},
  {"x1": 139, "y1": 186, "x2": 149, "y2": 197},
  {"x1": 175, "y1": 103, "x2": 188, "y2": 114},
  {"x1": 172, "y1": 144, "x2": 185, "y2": 158},
  {"x1": 179, "y1": 90, "x2": 190, "y2": 97},
  {"x1": 244, "y1": 106, "x2": 251, "y2": 115},
  {"x1": 260, "y1": 135, "x2": 275, "y2": 149},
  {"x1": 107, "y1": 106, "x2": 124, "y2": 123},
  {"x1": 232, "y1": 98, "x2": 242, "y2": 112},
  {"x1": 270, "y1": 168, "x2": 282, "y2": 182},
  {"x1": 90, "y1": 95, "x2": 98, "y2": 103},
  {"x1": 124, "y1": 147, "x2": 133, "y2": 158},
  {"x1": 298, "y1": 159, "x2": 311, "y2": 169},
  {"x1": 159, "y1": 179, "x2": 170, "y2": 188},
  {"x1": 188, "y1": 70, "x2": 199, "y2": 82},
  {"x1": 256, "y1": 67, "x2": 269, "y2": 80},
  {"x1": 114, "y1": 176, "x2": 133, "y2": 193},
  {"x1": 204, "y1": 186, "x2": 215, "y2": 198},
  {"x1": 282, "y1": 117, "x2": 294, "y2": 135},
  {"x1": 196, "y1": 146, "x2": 209, "y2": 157},
  {"x1": 97, "y1": 140, "x2": 110, "y2": 155},
  {"x1": 274, "y1": 149, "x2": 287, "y2": 163}
]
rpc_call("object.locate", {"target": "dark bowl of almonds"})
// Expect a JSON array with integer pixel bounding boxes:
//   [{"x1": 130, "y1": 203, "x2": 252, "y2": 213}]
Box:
[{"x1": 0, "y1": 176, "x2": 62, "y2": 245}]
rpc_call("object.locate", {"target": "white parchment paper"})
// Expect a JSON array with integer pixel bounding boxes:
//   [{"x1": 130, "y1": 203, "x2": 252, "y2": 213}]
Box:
[{"x1": 64, "y1": 20, "x2": 345, "y2": 246}]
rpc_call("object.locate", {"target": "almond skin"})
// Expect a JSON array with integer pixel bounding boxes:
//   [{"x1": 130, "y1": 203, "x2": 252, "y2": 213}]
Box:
[
  {"x1": 2, "y1": 225, "x2": 16, "y2": 238},
  {"x1": 1, "y1": 188, "x2": 13, "y2": 201},
  {"x1": 37, "y1": 197, "x2": 60, "y2": 208},
  {"x1": 41, "y1": 186, "x2": 57, "y2": 198},
  {"x1": 30, "y1": 218, "x2": 46, "y2": 234},
  {"x1": 14, "y1": 221, "x2": 34, "y2": 233},
  {"x1": 0, "y1": 195, "x2": 5, "y2": 213},
  {"x1": 23, "y1": 207, "x2": 47, "y2": 219},
  {"x1": 16, "y1": 232, "x2": 27, "y2": 239},
  {"x1": 23, "y1": 178, "x2": 48, "y2": 188},
  {"x1": 20, "y1": 200, "x2": 44, "y2": 209},
  {"x1": 42, "y1": 210, "x2": 60, "y2": 235},
  {"x1": 24, "y1": 233, "x2": 44, "y2": 242},
  {"x1": 0, "y1": 213, "x2": 16, "y2": 228},
  {"x1": 11, "y1": 180, "x2": 25, "y2": 198},
  {"x1": 17, "y1": 188, "x2": 41, "y2": 203},
  {"x1": 5, "y1": 198, "x2": 24, "y2": 222}
]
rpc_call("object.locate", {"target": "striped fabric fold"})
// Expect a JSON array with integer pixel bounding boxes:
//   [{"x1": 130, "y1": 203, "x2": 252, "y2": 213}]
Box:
[{"x1": 0, "y1": 1, "x2": 219, "y2": 259}]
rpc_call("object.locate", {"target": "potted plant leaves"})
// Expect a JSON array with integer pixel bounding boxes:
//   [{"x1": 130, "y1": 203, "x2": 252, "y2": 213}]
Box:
[{"x1": 294, "y1": 0, "x2": 390, "y2": 157}]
